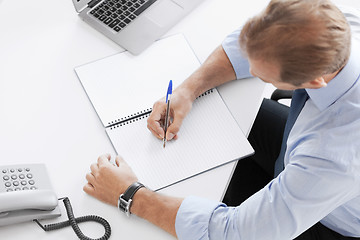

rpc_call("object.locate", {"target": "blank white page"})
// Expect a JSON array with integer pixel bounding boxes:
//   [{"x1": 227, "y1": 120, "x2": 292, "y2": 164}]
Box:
[
  {"x1": 106, "y1": 89, "x2": 254, "y2": 190},
  {"x1": 75, "y1": 34, "x2": 200, "y2": 127}
]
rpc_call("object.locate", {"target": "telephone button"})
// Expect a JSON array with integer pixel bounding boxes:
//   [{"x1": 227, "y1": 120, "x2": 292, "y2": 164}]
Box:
[
  {"x1": 21, "y1": 180, "x2": 27, "y2": 186},
  {"x1": 22, "y1": 187, "x2": 29, "y2": 190},
  {"x1": 28, "y1": 180, "x2": 35, "y2": 185},
  {"x1": 19, "y1": 174, "x2": 25, "y2": 179},
  {"x1": 5, "y1": 182, "x2": 11, "y2": 187},
  {"x1": 14, "y1": 188, "x2": 21, "y2": 191},
  {"x1": 30, "y1": 186, "x2": 37, "y2": 190},
  {"x1": 6, "y1": 189, "x2": 13, "y2": 192},
  {"x1": 10, "y1": 169, "x2": 15, "y2": 173},
  {"x1": 11, "y1": 174, "x2": 17, "y2": 180},
  {"x1": 13, "y1": 181, "x2": 19, "y2": 186},
  {"x1": 26, "y1": 173, "x2": 33, "y2": 179},
  {"x1": 3, "y1": 175, "x2": 9, "y2": 181},
  {"x1": 25, "y1": 168, "x2": 30, "y2": 172},
  {"x1": 2, "y1": 169, "x2": 7, "y2": 174},
  {"x1": 17, "y1": 168, "x2": 23, "y2": 172}
]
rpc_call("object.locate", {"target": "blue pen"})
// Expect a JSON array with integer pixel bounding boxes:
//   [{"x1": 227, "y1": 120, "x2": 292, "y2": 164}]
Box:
[{"x1": 163, "y1": 80, "x2": 173, "y2": 148}]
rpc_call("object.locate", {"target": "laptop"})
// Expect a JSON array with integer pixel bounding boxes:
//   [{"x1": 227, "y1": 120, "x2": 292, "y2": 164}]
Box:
[{"x1": 73, "y1": 0, "x2": 205, "y2": 55}]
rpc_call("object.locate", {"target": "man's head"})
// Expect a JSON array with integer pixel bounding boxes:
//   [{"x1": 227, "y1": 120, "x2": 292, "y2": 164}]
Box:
[{"x1": 240, "y1": 0, "x2": 351, "y2": 89}]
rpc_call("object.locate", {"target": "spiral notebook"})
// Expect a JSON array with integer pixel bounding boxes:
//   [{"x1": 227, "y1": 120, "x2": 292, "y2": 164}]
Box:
[{"x1": 75, "y1": 34, "x2": 254, "y2": 190}]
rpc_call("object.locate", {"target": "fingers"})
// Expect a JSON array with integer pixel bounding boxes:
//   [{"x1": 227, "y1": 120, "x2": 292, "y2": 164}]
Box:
[
  {"x1": 147, "y1": 122, "x2": 164, "y2": 139},
  {"x1": 84, "y1": 156, "x2": 110, "y2": 196},
  {"x1": 148, "y1": 104, "x2": 183, "y2": 140},
  {"x1": 90, "y1": 163, "x2": 98, "y2": 175},
  {"x1": 86, "y1": 172, "x2": 95, "y2": 184},
  {"x1": 115, "y1": 155, "x2": 124, "y2": 167},
  {"x1": 83, "y1": 183, "x2": 95, "y2": 195},
  {"x1": 147, "y1": 104, "x2": 166, "y2": 139},
  {"x1": 166, "y1": 112, "x2": 186, "y2": 140},
  {"x1": 90, "y1": 154, "x2": 111, "y2": 180},
  {"x1": 97, "y1": 154, "x2": 111, "y2": 165}
]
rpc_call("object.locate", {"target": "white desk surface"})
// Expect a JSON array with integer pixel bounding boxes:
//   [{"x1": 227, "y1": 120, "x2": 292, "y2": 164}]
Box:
[{"x1": 0, "y1": 0, "x2": 269, "y2": 239}]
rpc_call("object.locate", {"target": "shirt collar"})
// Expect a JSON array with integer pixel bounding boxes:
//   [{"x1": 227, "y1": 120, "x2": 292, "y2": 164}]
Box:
[{"x1": 306, "y1": 39, "x2": 360, "y2": 111}]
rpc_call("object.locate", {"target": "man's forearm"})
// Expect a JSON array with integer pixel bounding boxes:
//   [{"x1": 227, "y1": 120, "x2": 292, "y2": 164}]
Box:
[
  {"x1": 179, "y1": 45, "x2": 237, "y2": 101},
  {"x1": 131, "y1": 188, "x2": 184, "y2": 237}
]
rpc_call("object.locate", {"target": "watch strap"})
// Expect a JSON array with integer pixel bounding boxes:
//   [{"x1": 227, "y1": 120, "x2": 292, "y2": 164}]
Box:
[{"x1": 118, "y1": 182, "x2": 145, "y2": 217}]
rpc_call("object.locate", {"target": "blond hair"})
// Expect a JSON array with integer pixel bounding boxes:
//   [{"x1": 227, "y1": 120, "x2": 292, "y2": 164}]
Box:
[{"x1": 240, "y1": 0, "x2": 351, "y2": 85}]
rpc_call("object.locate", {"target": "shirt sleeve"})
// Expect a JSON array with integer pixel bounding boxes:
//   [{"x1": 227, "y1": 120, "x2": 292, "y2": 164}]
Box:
[
  {"x1": 221, "y1": 28, "x2": 252, "y2": 79},
  {"x1": 175, "y1": 154, "x2": 360, "y2": 240},
  {"x1": 175, "y1": 196, "x2": 224, "y2": 240}
]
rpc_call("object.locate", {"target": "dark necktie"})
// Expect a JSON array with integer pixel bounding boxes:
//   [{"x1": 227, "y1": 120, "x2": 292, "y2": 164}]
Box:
[{"x1": 274, "y1": 89, "x2": 309, "y2": 177}]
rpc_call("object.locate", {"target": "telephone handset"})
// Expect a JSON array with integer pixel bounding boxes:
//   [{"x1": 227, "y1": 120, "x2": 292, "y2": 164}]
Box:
[
  {"x1": 0, "y1": 190, "x2": 58, "y2": 213},
  {"x1": 0, "y1": 164, "x2": 61, "y2": 226}
]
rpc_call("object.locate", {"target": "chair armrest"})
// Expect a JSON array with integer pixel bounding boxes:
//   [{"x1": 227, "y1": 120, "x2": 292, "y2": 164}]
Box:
[{"x1": 270, "y1": 89, "x2": 294, "y2": 102}]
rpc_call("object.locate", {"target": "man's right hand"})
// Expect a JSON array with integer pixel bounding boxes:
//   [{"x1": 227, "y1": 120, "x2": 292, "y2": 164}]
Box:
[
  {"x1": 147, "y1": 45, "x2": 237, "y2": 141},
  {"x1": 147, "y1": 86, "x2": 194, "y2": 141}
]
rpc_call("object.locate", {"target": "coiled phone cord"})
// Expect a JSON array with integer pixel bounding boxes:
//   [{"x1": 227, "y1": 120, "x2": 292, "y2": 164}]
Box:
[{"x1": 34, "y1": 197, "x2": 111, "y2": 240}]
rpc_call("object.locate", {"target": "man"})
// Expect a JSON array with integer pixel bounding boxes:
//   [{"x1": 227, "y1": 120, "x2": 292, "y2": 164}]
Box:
[{"x1": 83, "y1": 0, "x2": 360, "y2": 239}]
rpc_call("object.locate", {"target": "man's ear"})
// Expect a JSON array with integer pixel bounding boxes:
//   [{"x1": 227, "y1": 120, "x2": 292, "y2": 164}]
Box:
[{"x1": 305, "y1": 77, "x2": 327, "y2": 89}]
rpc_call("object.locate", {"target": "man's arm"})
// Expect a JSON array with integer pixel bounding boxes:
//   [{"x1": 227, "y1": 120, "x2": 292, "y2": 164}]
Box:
[
  {"x1": 131, "y1": 186, "x2": 182, "y2": 236},
  {"x1": 177, "y1": 45, "x2": 237, "y2": 101},
  {"x1": 83, "y1": 155, "x2": 183, "y2": 237}
]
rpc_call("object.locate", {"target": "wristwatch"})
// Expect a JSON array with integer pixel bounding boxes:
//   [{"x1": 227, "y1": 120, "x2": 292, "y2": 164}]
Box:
[{"x1": 118, "y1": 182, "x2": 145, "y2": 217}]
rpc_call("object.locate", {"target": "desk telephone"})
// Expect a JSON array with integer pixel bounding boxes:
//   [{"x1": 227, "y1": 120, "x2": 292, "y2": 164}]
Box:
[
  {"x1": 0, "y1": 164, "x2": 111, "y2": 239},
  {"x1": 0, "y1": 164, "x2": 61, "y2": 226}
]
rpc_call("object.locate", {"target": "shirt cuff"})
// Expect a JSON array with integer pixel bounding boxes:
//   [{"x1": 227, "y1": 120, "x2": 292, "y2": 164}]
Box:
[
  {"x1": 221, "y1": 28, "x2": 251, "y2": 79},
  {"x1": 175, "y1": 196, "x2": 225, "y2": 240}
]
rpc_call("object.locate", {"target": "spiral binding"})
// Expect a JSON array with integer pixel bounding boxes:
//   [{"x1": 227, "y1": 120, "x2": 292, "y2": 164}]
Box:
[
  {"x1": 108, "y1": 89, "x2": 214, "y2": 130},
  {"x1": 107, "y1": 108, "x2": 152, "y2": 126},
  {"x1": 197, "y1": 89, "x2": 214, "y2": 99},
  {"x1": 109, "y1": 112, "x2": 151, "y2": 130}
]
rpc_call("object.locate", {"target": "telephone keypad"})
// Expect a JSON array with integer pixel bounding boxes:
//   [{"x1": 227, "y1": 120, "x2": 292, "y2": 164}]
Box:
[{"x1": 1, "y1": 166, "x2": 39, "y2": 192}]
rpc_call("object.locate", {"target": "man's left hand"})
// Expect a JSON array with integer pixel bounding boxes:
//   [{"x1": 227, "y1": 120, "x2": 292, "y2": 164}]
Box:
[{"x1": 83, "y1": 154, "x2": 138, "y2": 206}]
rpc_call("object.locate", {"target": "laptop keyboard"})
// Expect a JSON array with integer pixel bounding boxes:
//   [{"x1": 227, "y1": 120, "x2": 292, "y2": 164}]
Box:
[{"x1": 89, "y1": 0, "x2": 157, "y2": 33}]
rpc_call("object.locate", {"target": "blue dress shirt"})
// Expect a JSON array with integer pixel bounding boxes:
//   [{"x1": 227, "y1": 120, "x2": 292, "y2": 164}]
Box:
[{"x1": 175, "y1": 7, "x2": 360, "y2": 240}]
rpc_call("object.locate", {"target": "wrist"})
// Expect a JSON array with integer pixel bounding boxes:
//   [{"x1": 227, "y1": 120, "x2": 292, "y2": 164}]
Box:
[
  {"x1": 118, "y1": 181, "x2": 146, "y2": 217},
  {"x1": 178, "y1": 78, "x2": 205, "y2": 102},
  {"x1": 129, "y1": 187, "x2": 150, "y2": 216}
]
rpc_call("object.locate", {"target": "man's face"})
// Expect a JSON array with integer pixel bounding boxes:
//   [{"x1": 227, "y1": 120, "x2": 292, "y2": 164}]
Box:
[{"x1": 249, "y1": 58, "x2": 301, "y2": 90}]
